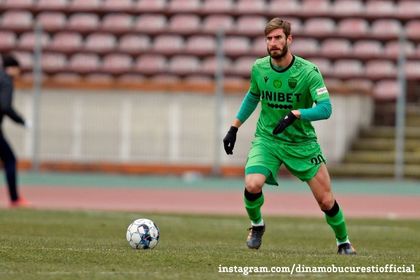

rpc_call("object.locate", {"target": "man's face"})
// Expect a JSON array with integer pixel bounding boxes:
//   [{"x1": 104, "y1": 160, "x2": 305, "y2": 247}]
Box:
[
  {"x1": 5, "y1": 66, "x2": 21, "y2": 78},
  {"x1": 266, "y1": 28, "x2": 291, "y2": 59}
]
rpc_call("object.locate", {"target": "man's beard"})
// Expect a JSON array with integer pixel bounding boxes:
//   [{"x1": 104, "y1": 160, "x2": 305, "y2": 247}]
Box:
[{"x1": 267, "y1": 45, "x2": 288, "y2": 60}]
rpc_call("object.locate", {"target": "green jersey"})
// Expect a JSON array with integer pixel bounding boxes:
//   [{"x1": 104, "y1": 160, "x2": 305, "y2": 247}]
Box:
[{"x1": 249, "y1": 55, "x2": 330, "y2": 143}]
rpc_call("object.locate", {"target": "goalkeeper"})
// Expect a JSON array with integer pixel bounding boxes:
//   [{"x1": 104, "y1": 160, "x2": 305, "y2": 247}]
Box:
[{"x1": 223, "y1": 18, "x2": 355, "y2": 255}]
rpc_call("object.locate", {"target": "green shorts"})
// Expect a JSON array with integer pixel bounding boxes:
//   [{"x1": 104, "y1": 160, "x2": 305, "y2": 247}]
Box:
[{"x1": 245, "y1": 137, "x2": 326, "y2": 185}]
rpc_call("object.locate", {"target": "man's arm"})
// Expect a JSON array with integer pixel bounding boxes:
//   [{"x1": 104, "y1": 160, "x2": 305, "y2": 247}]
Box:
[
  {"x1": 295, "y1": 99, "x2": 332, "y2": 121},
  {"x1": 0, "y1": 83, "x2": 25, "y2": 125}
]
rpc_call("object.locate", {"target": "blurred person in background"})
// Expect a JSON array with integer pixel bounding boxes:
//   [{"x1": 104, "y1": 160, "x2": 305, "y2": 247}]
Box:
[
  {"x1": 0, "y1": 54, "x2": 29, "y2": 207},
  {"x1": 223, "y1": 18, "x2": 355, "y2": 255}
]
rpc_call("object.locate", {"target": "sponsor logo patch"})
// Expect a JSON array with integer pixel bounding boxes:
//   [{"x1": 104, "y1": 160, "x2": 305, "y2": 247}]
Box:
[{"x1": 316, "y1": 87, "x2": 328, "y2": 95}]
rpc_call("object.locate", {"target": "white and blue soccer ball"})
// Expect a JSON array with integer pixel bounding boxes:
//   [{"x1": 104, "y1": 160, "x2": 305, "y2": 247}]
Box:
[{"x1": 126, "y1": 218, "x2": 160, "y2": 249}]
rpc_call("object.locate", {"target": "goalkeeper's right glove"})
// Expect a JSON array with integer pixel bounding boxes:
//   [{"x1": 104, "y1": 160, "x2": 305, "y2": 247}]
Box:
[{"x1": 223, "y1": 126, "x2": 238, "y2": 155}]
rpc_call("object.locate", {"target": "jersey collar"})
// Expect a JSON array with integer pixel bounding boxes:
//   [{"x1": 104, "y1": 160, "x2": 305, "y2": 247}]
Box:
[{"x1": 270, "y1": 55, "x2": 295, "y2": 73}]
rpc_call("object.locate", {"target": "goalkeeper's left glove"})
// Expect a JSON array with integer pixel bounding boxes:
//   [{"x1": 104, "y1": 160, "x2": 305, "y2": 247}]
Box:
[{"x1": 272, "y1": 111, "x2": 297, "y2": 135}]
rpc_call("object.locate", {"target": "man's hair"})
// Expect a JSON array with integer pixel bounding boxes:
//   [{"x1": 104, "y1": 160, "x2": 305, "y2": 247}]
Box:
[
  {"x1": 264, "y1": 18, "x2": 291, "y2": 37},
  {"x1": 1, "y1": 54, "x2": 20, "y2": 69}
]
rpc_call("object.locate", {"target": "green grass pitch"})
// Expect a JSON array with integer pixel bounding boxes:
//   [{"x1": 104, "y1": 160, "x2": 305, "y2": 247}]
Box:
[{"x1": 0, "y1": 209, "x2": 419, "y2": 280}]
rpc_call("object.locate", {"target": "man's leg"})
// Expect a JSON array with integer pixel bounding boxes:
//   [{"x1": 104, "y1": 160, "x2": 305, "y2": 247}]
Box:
[
  {"x1": 307, "y1": 164, "x2": 355, "y2": 255},
  {"x1": 0, "y1": 134, "x2": 19, "y2": 202}
]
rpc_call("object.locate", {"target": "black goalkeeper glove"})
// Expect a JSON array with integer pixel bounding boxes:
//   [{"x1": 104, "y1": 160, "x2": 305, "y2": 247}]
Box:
[
  {"x1": 223, "y1": 126, "x2": 238, "y2": 155},
  {"x1": 273, "y1": 112, "x2": 297, "y2": 135}
]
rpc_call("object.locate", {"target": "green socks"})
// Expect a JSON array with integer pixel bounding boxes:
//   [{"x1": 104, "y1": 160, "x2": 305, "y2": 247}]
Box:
[
  {"x1": 324, "y1": 201, "x2": 349, "y2": 244},
  {"x1": 244, "y1": 190, "x2": 264, "y2": 225}
]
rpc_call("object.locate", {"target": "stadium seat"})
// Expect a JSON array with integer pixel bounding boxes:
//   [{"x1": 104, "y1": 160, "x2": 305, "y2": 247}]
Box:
[
  {"x1": 303, "y1": 18, "x2": 336, "y2": 37},
  {"x1": 267, "y1": 0, "x2": 299, "y2": 16},
  {"x1": 168, "y1": 55, "x2": 201, "y2": 76},
  {"x1": 0, "y1": 11, "x2": 33, "y2": 31},
  {"x1": 13, "y1": 51, "x2": 33, "y2": 71},
  {"x1": 41, "y1": 53, "x2": 67, "y2": 73},
  {"x1": 371, "y1": 20, "x2": 402, "y2": 39},
  {"x1": 0, "y1": 31, "x2": 17, "y2": 52},
  {"x1": 405, "y1": 61, "x2": 420, "y2": 79},
  {"x1": 320, "y1": 39, "x2": 352, "y2": 58},
  {"x1": 365, "y1": 60, "x2": 396, "y2": 80},
  {"x1": 336, "y1": 18, "x2": 369, "y2": 37},
  {"x1": 68, "y1": 0, "x2": 101, "y2": 12},
  {"x1": 48, "y1": 32, "x2": 83, "y2": 53},
  {"x1": 2, "y1": 0, "x2": 35, "y2": 9},
  {"x1": 202, "y1": 15, "x2": 234, "y2": 33},
  {"x1": 200, "y1": 56, "x2": 232, "y2": 76},
  {"x1": 236, "y1": 0, "x2": 266, "y2": 14},
  {"x1": 384, "y1": 40, "x2": 415, "y2": 59},
  {"x1": 68, "y1": 53, "x2": 101, "y2": 74},
  {"x1": 134, "y1": 55, "x2": 167, "y2": 75},
  {"x1": 353, "y1": 40, "x2": 383, "y2": 59},
  {"x1": 116, "y1": 73, "x2": 146, "y2": 84},
  {"x1": 36, "y1": 12, "x2": 67, "y2": 32},
  {"x1": 251, "y1": 36, "x2": 267, "y2": 57},
  {"x1": 291, "y1": 38, "x2": 319, "y2": 57},
  {"x1": 52, "y1": 72, "x2": 83, "y2": 83},
  {"x1": 67, "y1": 13, "x2": 100, "y2": 33},
  {"x1": 301, "y1": 0, "x2": 331, "y2": 16},
  {"x1": 183, "y1": 75, "x2": 213, "y2": 85},
  {"x1": 17, "y1": 32, "x2": 50, "y2": 51},
  {"x1": 373, "y1": 80, "x2": 398, "y2": 100},
  {"x1": 168, "y1": 0, "x2": 201, "y2": 14},
  {"x1": 101, "y1": 54, "x2": 133, "y2": 75},
  {"x1": 236, "y1": 16, "x2": 267, "y2": 36},
  {"x1": 344, "y1": 78, "x2": 374, "y2": 92},
  {"x1": 365, "y1": 0, "x2": 395, "y2": 17},
  {"x1": 102, "y1": 0, "x2": 134, "y2": 12},
  {"x1": 284, "y1": 17, "x2": 303, "y2": 34},
  {"x1": 397, "y1": 1, "x2": 420, "y2": 19},
  {"x1": 201, "y1": 0, "x2": 234, "y2": 14},
  {"x1": 135, "y1": 0, "x2": 167, "y2": 13},
  {"x1": 36, "y1": 0, "x2": 68, "y2": 11},
  {"x1": 118, "y1": 34, "x2": 151, "y2": 55},
  {"x1": 85, "y1": 73, "x2": 115, "y2": 83},
  {"x1": 134, "y1": 15, "x2": 167, "y2": 34},
  {"x1": 333, "y1": 59, "x2": 364, "y2": 79},
  {"x1": 153, "y1": 35, "x2": 184, "y2": 55},
  {"x1": 406, "y1": 20, "x2": 420, "y2": 40},
  {"x1": 223, "y1": 36, "x2": 250, "y2": 57},
  {"x1": 332, "y1": 0, "x2": 363, "y2": 17},
  {"x1": 231, "y1": 56, "x2": 255, "y2": 77},
  {"x1": 101, "y1": 13, "x2": 134, "y2": 33},
  {"x1": 84, "y1": 33, "x2": 117, "y2": 54},
  {"x1": 168, "y1": 14, "x2": 202, "y2": 34},
  {"x1": 309, "y1": 58, "x2": 332, "y2": 75},
  {"x1": 185, "y1": 35, "x2": 216, "y2": 56},
  {"x1": 149, "y1": 74, "x2": 180, "y2": 83}
]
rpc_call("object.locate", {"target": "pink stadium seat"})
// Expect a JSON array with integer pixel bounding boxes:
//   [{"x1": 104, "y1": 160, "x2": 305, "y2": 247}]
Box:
[
  {"x1": 406, "y1": 20, "x2": 420, "y2": 40},
  {"x1": 332, "y1": 0, "x2": 363, "y2": 16},
  {"x1": 36, "y1": 0, "x2": 68, "y2": 10},
  {"x1": 397, "y1": 1, "x2": 420, "y2": 19},
  {"x1": 236, "y1": 0, "x2": 266, "y2": 14},
  {"x1": 68, "y1": 53, "x2": 101, "y2": 74},
  {"x1": 353, "y1": 40, "x2": 383, "y2": 59},
  {"x1": 200, "y1": 57, "x2": 232, "y2": 75},
  {"x1": 85, "y1": 73, "x2": 115, "y2": 83},
  {"x1": 0, "y1": 11, "x2": 33, "y2": 31},
  {"x1": 67, "y1": 13, "x2": 100, "y2": 33},
  {"x1": 52, "y1": 72, "x2": 83, "y2": 83},
  {"x1": 149, "y1": 74, "x2": 180, "y2": 83},
  {"x1": 268, "y1": 0, "x2": 299, "y2": 16},
  {"x1": 333, "y1": 59, "x2": 364, "y2": 78},
  {"x1": 345, "y1": 78, "x2": 374, "y2": 92},
  {"x1": 48, "y1": 32, "x2": 83, "y2": 53},
  {"x1": 309, "y1": 58, "x2": 332, "y2": 75},
  {"x1": 118, "y1": 34, "x2": 151, "y2": 54},
  {"x1": 371, "y1": 20, "x2": 402, "y2": 39},
  {"x1": 202, "y1": 15, "x2": 234, "y2": 33},
  {"x1": 102, "y1": 0, "x2": 134, "y2": 12},
  {"x1": 0, "y1": 31, "x2": 17, "y2": 52},
  {"x1": 373, "y1": 80, "x2": 398, "y2": 100},
  {"x1": 231, "y1": 56, "x2": 255, "y2": 77},
  {"x1": 291, "y1": 38, "x2": 319, "y2": 57},
  {"x1": 13, "y1": 51, "x2": 33, "y2": 71},
  {"x1": 365, "y1": 60, "x2": 396, "y2": 79},
  {"x1": 84, "y1": 33, "x2": 117, "y2": 54},
  {"x1": 201, "y1": 0, "x2": 234, "y2": 14},
  {"x1": 365, "y1": 0, "x2": 395, "y2": 17},
  {"x1": 101, "y1": 54, "x2": 133, "y2": 74},
  {"x1": 183, "y1": 75, "x2": 213, "y2": 85},
  {"x1": 3, "y1": 0, "x2": 35, "y2": 9},
  {"x1": 168, "y1": 14, "x2": 201, "y2": 34},
  {"x1": 320, "y1": 39, "x2": 352, "y2": 58},
  {"x1": 36, "y1": 12, "x2": 67, "y2": 32},
  {"x1": 223, "y1": 36, "x2": 250, "y2": 57},
  {"x1": 41, "y1": 52, "x2": 67, "y2": 73},
  {"x1": 168, "y1": 55, "x2": 200, "y2": 76},
  {"x1": 17, "y1": 32, "x2": 50, "y2": 51},
  {"x1": 336, "y1": 19, "x2": 369, "y2": 37},
  {"x1": 283, "y1": 17, "x2": 303, "y2": 34},
  {"x1": 135, "y1": 0, "x2": 167, "y2": 13},
  {"x1": 68, "y1": 0, "x2": 101, "y2": 12},
  {"x1": 134, "y1": 15, "x2": 167, "y2": 34},
  {"x1": 405, "y1": 61, "x2": 420, "y2": 79},
  {"x1": 185, "y1": 35, "x2": 216, "y2": 56},
  {"x1": 101, "y1": 13, "x2": 134, "y2": 33},
  {"x1": 384, "y1": 40, "x2": 415, "y2": 58},
  {"x1": 134, "y1": 55, "x2": 167, "y2": 75},
  {"x1": 153, "y1": 35, "x2": 184, "y2": 55},
  {"x1": 303, "y1": 18, "x2": 336, "y2": 37},
  {"x1": 301, "y1": 0, "x2": 331, "y2": 16},
  {"x1": 116, "y1": 74, "x2": 146, "y2": 84},
  {"x1": 236, "y1": 16, "x2": 267, "y2": 36},
  {"x1": 168, "y1": 0, "x2": 201, "y2": 14},
  {"x1": 251, "y1": 36, "x2": 267, "y2": 57}
]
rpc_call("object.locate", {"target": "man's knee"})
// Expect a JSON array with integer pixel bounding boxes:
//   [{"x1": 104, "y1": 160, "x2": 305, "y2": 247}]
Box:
[
  {"x1": 245, "y1": 174, "x2": 265, "y2": 193},
  {"x1": 318, "y1": 194, "x2": 335, "y2": 211}
]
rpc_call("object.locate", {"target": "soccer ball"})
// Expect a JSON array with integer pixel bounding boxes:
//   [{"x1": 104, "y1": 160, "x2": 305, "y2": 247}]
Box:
[{"x1": 126, "y1": 218, "x2": 160, "y2": 249}]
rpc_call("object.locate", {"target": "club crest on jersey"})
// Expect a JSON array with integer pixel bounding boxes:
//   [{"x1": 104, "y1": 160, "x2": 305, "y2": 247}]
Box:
[
  {"x1": 288, "y1": 78, "x2": 297, "y2": 89},
  {"x1": 273, "y1": 80, "x2": 282, "y2": 88}
]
